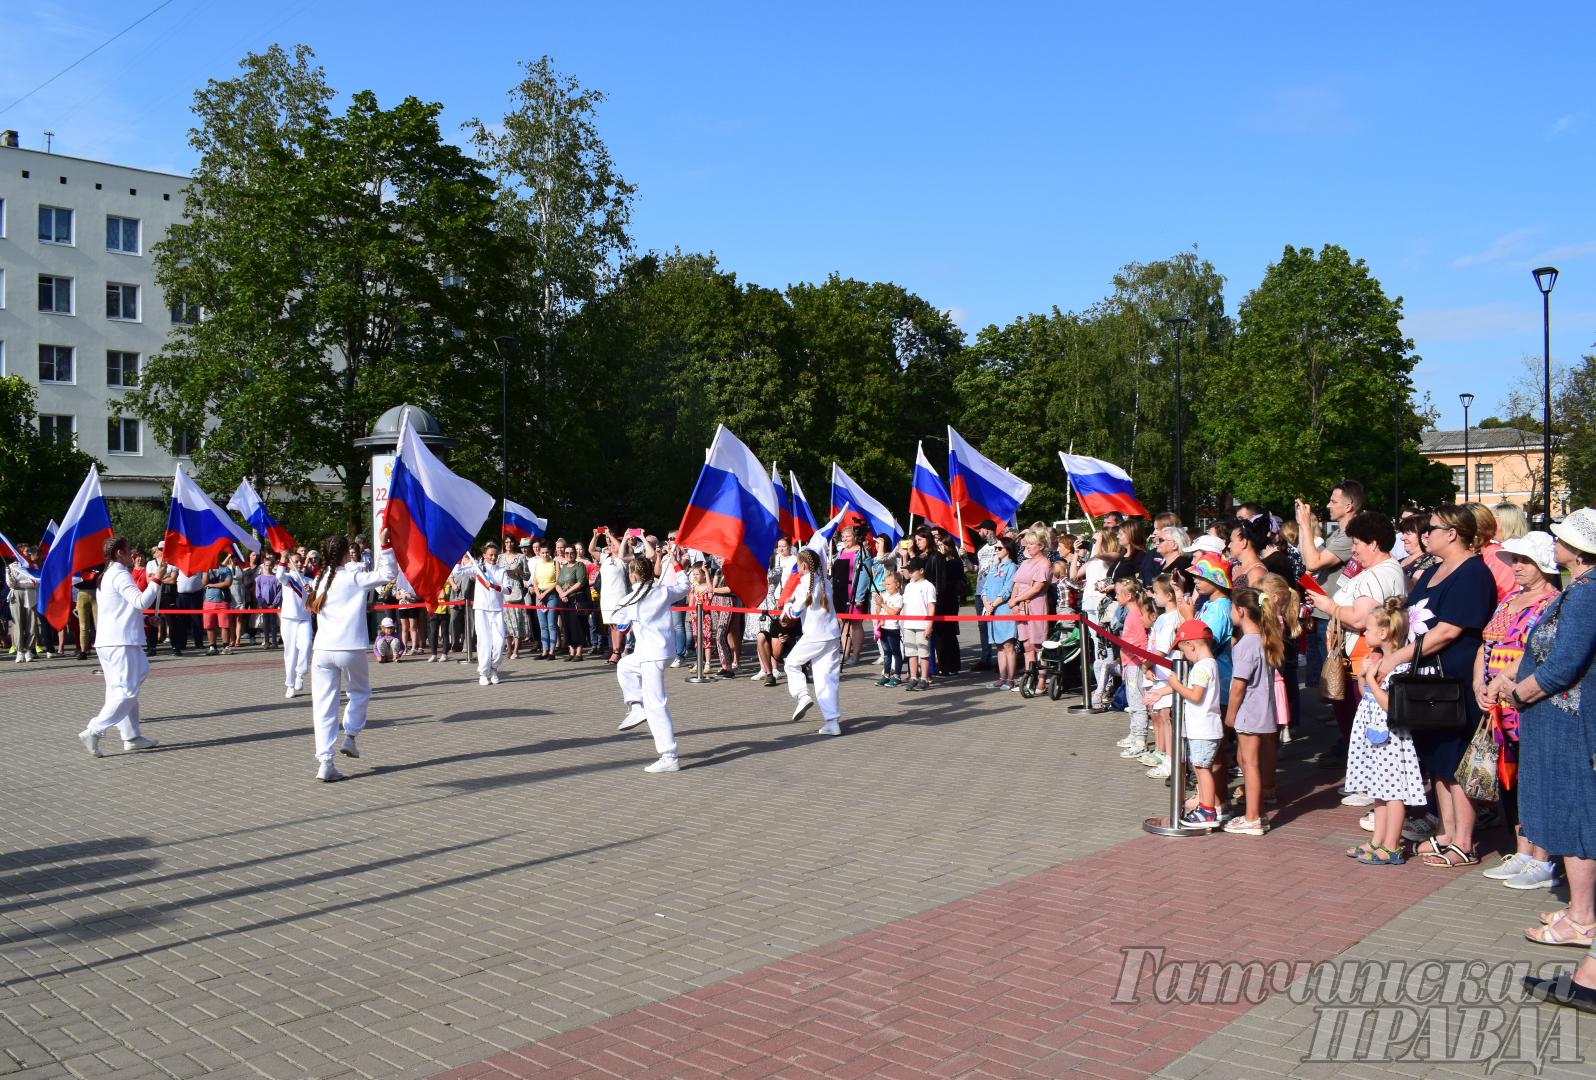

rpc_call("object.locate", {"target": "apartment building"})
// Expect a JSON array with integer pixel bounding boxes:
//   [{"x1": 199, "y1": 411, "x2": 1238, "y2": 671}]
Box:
[
  {"x1": 1418, "y1": 426, "x2": 1569, "y2": 517},
  {"x1": 0, "y1": 134, "x2": 191, "y2": 499}
]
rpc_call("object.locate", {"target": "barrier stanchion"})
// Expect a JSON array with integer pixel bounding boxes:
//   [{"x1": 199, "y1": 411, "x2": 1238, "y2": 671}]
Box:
[
  {"x1": 685, "y1": 601, "x2": 715, "y2": 684},
  {"x1": 462, "y1": 600, "x2": 476, "y2": 665},
  {"x1": 1144, "y1": 656, "x2": 1202, "y2": 837},
  {"x1": 1067, "y1": 622, "x2": 1095, "y2": 713}
]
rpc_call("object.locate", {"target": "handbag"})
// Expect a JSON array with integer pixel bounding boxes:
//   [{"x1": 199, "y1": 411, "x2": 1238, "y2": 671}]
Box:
[
  {"x1": 1386, "y1": 633, "x2": 1470, "y2": 732},
  {"x1": 1317, "y1": 617, "x2": 1348, "y2": 702},
  {"x1": 1456, "y1": 716, "x2": 1501, "y2": 801}
]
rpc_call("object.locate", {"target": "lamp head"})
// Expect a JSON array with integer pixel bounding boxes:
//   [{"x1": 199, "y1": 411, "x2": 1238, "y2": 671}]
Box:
[
  {"x1": 1459, "y1": 392, "x2": 1475, "y2": 410},
  {"x1": 494, "y1": 334, "x2": 519, "y2": 355},
  {"x1": 1164, "y1": 315, "x2": 1194, "y2": 329},
  {"x1": 1532, "y1": 266, "x2": 1558, "y2": 295}
]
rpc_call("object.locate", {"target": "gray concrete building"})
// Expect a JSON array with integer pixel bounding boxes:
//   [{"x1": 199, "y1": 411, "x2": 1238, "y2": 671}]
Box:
[{"x1": 0, "y1": 134, "x2": 191, "y2": 499}]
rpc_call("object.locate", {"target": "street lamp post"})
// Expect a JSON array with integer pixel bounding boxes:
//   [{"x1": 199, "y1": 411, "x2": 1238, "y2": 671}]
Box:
[
  {"x1": 1392, "y1": 397, "x2": 1402, "y2": 516},
  {"x1": 1459, "y1": 393, "x2": 1474, "y2": 503},
  {"x1": 1164, "y1": 315, "x2": 1193, "y2": 521},
  {"x1": 493, "y1": 335, "x2": 518, "y2": 533},
  {"x1": 1532, "y1": 267, "x2": 1558, "y2": 523}
]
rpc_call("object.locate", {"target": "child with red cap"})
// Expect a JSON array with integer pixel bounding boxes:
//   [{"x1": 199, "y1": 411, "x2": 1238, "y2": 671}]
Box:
[{"x1": 1146, "y1": 618, "x2": 1224, "y2": 828}]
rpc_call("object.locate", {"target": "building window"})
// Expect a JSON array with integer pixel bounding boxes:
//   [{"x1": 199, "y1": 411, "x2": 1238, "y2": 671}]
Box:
[
  {"x1": 107, "y1": 350, "x2": 140, "y2": 388},
  {"x1": 39, "y1": 414, "x2": 76, "y2": 445},
  {"x1": 106, "y1": 282, "x2": 139, "y2": 321},
  {"x1": 37, "y1": 205, "x2": 73, "y2": 245},
  {"x1": 169, "y1": 296, "x2": 201, "y2": 325},
  {"x1": 1451, "y1": 465, "x2": 1465, "y2": 491},
  {"x1": 106, "y1": 215, "x2": 140, "y2": 254},
  {"x1": 171, "y1": 429, "x2": 197, "y2": 457},
  {"x1": 38, "y1": 274, "x2": 73, "y2": 314},
  {"x1": 38, "y1": 344, "x2": 74, "y2": 383},
  {"x1": 0, "y1": 266, "x2": 5, "y2": 307},
  {"x1": 1476, "y1": 463, "x2": 1494, "y2": 494},
  {"x1": 0, "y1": 196, "x2": 6, "y2": 237},
  {"x1": 107, "y1": 415, "x2": 141, "y2": 455}
]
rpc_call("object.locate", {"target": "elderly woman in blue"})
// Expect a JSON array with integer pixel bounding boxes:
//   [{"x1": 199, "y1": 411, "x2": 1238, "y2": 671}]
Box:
[
  {"x1": 1501, "y1": 509, "x2": 1596, "y2": 1014},
  {"x1": 981, "y1": 537, "x2": 1020, "y2": 690}
]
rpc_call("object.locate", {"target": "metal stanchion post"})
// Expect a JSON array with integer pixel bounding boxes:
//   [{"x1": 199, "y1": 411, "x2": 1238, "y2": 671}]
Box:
[
  {"x1": 1067, "y1": 618, "x2": 1094, "y2": 713},
  {"x1": 685, "y1": 602, "x2": 715, "y2": 684},
  {"x1": 461, "y1": 600, "x2": 476, "y2": 665},
  {"x1": 1145, "y1": 656, "x2": 1202, "y2": 837}
]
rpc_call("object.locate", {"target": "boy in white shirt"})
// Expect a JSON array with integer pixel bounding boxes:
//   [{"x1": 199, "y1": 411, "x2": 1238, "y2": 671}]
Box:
[
  {"x1": 899, "y1": 558, "x2": 938, "y2": 691},
  {"x1": 1145, "y1": 619, "x2": 1223, "y2": 829}
]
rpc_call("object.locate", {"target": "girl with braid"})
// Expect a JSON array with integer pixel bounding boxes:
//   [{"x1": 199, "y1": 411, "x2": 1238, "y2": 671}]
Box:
[
  {"x1": 305, "y1": 529, "x2": 396, "y2": 782},
  {"x1": 610, "y1": 538, "x2": 691, "y2": 773},
  {"x1": 782, "y1": 548, "x2": 844, "y2": 736}
]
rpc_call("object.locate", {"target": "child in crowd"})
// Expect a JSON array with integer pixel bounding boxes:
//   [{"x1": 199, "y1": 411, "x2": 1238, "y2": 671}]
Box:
[
  {"x1": 900, "y1": 558, "x2": 937, "y2": 691},
  {"x1": 427, "y1": 583, "x2": 452, "y2": 662},
  {"x1": 1092, "y1": 580, "x2": 1129, "y2": 709},
  {"x1": 1131, "y1": 575, "x2": 1182, "y2": 770},
  {"x1": 1344, "y1": 599, "x2": 1423, "y2": 864},
  {"x1": 1258, "y1": 573, "x2": 1301, "y2": 739},
  {"x1": 1049, "y1": 560, "x2": 1073, "y2": 617},
  {"x1": 876, "y1": 571, "x2": 905, "y2": 688},
  {"x1": 1224, "y1": 587, "x2": 1283, "y2": 836},
  {"x1": 687, "y1": 566, "x2": 714, "y2": 658},
  {"x1": 1117, "y1": 578, "x2": 1150, "y2": 750},
  {"x1": 373, "y1": 618, "x2": 401, "y2": 663},
  {"x1": 1146, "y1": 620, "x2": 1223, "y2": 827}
]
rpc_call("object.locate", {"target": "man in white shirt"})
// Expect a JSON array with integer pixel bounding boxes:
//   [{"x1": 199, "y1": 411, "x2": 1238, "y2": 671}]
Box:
[
  {"x1": 973, "y1": 520, "x2": 999, "y2": 670},
  {"x1": 471, "y1": 543, "x2": 509, "y2": 685},
  {"x1": 78, "y1": 536, "x2": 162, "y2": 756}
]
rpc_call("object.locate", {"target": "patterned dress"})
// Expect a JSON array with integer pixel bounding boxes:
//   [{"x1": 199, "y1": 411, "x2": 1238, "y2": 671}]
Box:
[
  {"x1": 1481, "y1": 589, "x2": 1555, "y2": 770},
  {"x1": 1515, "y1": 573, "x2": 1596, "y2": 858},
  {"x1": 1345, "y1": 663, "x2": 1426, "y2": 804}
]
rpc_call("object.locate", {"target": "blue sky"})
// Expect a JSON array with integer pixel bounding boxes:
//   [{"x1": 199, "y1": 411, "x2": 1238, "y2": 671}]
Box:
[{"x1": 6, "y1": 2, "x2": 1593, "y2": 430}]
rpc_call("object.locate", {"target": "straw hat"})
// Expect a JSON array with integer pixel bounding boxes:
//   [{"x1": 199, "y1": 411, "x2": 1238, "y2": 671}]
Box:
[{"x1": 1551, "y1": 507, "x2": 1596, "y2": 556}]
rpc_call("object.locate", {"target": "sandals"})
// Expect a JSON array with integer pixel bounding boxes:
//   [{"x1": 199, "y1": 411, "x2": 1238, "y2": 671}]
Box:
[
  {"x1": 1541, "y1": 907, "x2": 1570, "y2": 926},
  {"x1": 984, "y1": 680, "x2": 1010, "y2": 690},
  {"x1": 1356, "y1": 845, "x2": 1406, "y2": 866},
  {"x1": 1524, "y1": 911, "x2": 1596, "y2": 947},
  {"x1": 1419, "y1": 844, "x2": 1480, "y2": 869},
  {"x1": 1346, "y1": 842, "x2": 1376, "y2": 859}
]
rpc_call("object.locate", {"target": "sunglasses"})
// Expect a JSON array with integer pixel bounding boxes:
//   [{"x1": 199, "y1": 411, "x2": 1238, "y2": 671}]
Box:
[{"x1": 1423, "y1": 524, "x2": 1453, "y2": 534}]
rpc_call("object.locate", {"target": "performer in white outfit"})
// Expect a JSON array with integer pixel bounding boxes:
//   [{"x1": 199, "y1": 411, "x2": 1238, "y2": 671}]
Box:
[
  {"x1": 306, "y1": 530, "x2": 396, "y2": 782},
  {"x1": 783, "y1": 548, "x2": 843, "y2": 736},
  {"x1": 77, "y1": 536, "x2": 162, "y2": 756},
  {"x1": 471, "y1": 543, "x2": 508, "y2": 685},
  {"x1": 611, "y1": 540, "x2": 691, "y2": 773},
  {"x1": 276, "y1": 551, "x2": 313, "y2": 697}
]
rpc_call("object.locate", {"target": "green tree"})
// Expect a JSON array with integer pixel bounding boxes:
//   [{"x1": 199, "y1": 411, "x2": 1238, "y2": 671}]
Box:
[
  {"x1": 1557, "y1": 353, "x2": 1596, "y2": 509},
  {"x1": 0, "y1": 377, "x2": 100, "y2": 537},
  {"x1": 132, "y1": 44, "x2": 504, "y2": 532}
]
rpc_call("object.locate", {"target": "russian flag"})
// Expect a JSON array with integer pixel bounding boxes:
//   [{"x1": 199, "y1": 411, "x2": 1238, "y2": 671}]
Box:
[
  {"x1": 384, "y1": 412, "x2": 495, "y2": 608},
  {"x1": 771, "y1": 464, "x2": 796, "y2": 541},
  {"x1": 227, "y1": 478, "x2": 296, "y2": 554},
  {"x1": 35, "y1": 468, "x2": 113, "y2": 630},
  {"x1": 502, "y1": 498, "x2": 547, "y2": 542},
  {"x1": 947, "y1": 427, "x2": 1033, "y2": 546},
  {"x1": 1059, "y1": 452, "x2": 1149, "y2": 519},
  {"x1": 0, "y1": 527, "x2": 36, "y2": 573},
  {"x1": 830, "y1": 463, "x2": 903, "y2": 548},
  {"x1": 908, "y1": 441, "x2": 961, "y2": 543},
  {"x1": 38, "y1": 519, "x2": 58, "y2": 561},
  {"x1": 676, "y1": 425, "x2": 782, "y2": 607},
  {"x1": 789, "y1": 470, "x2": 818, "y2": 543},
  {"x1": 777, "y1": 502, "x2": 850, "y2": 606},
  {"x1": 165, "y1": 467, "x2": 260, "y2": 576}
]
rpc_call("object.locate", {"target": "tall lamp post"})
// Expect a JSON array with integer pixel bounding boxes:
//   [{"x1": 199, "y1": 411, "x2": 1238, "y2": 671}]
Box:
[
  {"x1": 1459, "y1": 393, "x2": 1474, "y2": 503},
  {"x1": 1164, "y1": 315, "x2": 1193, "y2": 521},
  {"x1": 493, "y1": 335, "x2": 518, "y2": 533},
  {"x1": 1532, "y1": 266, "x2": 1558, "y2": 523},
  {"x1": 1392, "y1": 396, "x2": 1402, "y2": 516}
]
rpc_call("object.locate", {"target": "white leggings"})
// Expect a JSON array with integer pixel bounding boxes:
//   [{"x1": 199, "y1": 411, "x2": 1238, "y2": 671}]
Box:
[
  {"x1": 617, "y1": 654, "x2": 676, "y2": 758},
  {"x1": 310, "y1": 649, "x2": 370, "y2": 764},
  {"x1": 474, "y1": 607, "x2": 504, "y2": 678},
  {"x1": 282, "y1": 617, "x2": 311, "y2": 688},
  {"x1": 87, "y1": 646, "x2": 149, "y2": 741},
  {"x1": 784, "y1": 634, "x2": 841, "y2": 722}
]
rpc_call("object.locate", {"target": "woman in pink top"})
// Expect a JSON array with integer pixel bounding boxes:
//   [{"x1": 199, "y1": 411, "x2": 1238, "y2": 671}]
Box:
[{"x1": 1009, "y1": 530, "x2": 1053, "y2": 688}]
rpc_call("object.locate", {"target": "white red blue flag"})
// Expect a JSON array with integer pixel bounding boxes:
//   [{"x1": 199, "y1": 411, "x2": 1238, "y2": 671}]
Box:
[
  {"x1": 777, "y1": 502, "x2": 850, "y2": 606},
  {"x1": 227, "y1": 477, "x2": 296, "y2": 554},
  {"x1": 789, "y1": 470, "x2": 818, "y2": 544},
  {"x1": 908, "y1": 441, "x2": 961, "y2": 543},
  {"x1": 502, "y1": 498, "x2": 547, "y2": 542},
  {"x1": 1059, "y1": 452, "x2": 1150, "y2": 519},
  {"x1": 38, "y1": 520, "x2": 58, "y2": 561},
  {"x1": 676, "y1": 425, "x2": 782, "y2": 607},
  {"x1": 771, "y1": 464, "x2": 796, "y2": 541},
  {"x1": 35, "y1": 468, "x2": 113, "y2": 630},
  {"x1": 0, "y1": 527, "x2": 38, "y2": 577},
  {"x1": 830, "y1": 463, "x2": 902, "y2": 547},
  {"x1": 166, "y1": 467, "x2": 259, "y2": 576},
  {"x1": 384, "y1": 412, "x2": 494, "y2": 608},
  {"x1": 948, "y1": 426, "x2": 1033, "y2": 545}
]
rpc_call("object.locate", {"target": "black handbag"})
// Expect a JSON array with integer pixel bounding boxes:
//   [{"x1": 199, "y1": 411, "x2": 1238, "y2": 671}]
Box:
[{"x1": 1387, "y1": 633, "x2": 1469, "y2": 732}]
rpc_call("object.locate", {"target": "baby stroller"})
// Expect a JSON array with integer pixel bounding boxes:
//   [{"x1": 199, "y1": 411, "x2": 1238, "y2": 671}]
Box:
[{"x1": 1020, "y1": 619, "x2": 1083, "y2": 700}]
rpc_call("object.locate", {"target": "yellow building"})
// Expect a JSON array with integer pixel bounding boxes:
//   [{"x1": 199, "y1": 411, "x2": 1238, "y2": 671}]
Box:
[{"x1": 1418, "y1": 427, "x2": 1569, "y2": 516}]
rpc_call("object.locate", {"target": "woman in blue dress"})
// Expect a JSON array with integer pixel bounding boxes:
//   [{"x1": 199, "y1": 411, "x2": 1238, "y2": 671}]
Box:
[{"x1": 981, "y1": 537, "x2": 1019, "y2": 690}]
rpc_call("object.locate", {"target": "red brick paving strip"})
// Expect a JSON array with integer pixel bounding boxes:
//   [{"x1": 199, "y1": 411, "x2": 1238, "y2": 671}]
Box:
[{"x1": 430, "y1": 786, "x2": 1460, "y2": 1079}]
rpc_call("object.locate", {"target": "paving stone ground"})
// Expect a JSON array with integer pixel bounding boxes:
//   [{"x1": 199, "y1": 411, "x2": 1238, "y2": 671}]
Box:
[{"x1": 0, "y1": 645, "x2": 1591, "y2": 1079}]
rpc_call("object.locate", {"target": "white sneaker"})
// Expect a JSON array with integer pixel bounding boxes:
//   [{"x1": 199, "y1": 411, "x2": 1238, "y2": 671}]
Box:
[
  {"x1": 285, "y1": 686, "x2": 296, "y2": 699},
  {"x1": 1146, "y1": 761, "x2": 1172, "y2": 779},
  {"x1": 338, "y1": 733, "x2": 359, "y2": 759},
  {"x1": 123, "y1": 736, "x2": 159, "y2": 751},
  {"x1": 1341, "y1": 793, "x2": 1376, "y2": 807},
  {"x1": 618, "y1": 706, "x2": 647, "y2": 732},
  {"x1": 668, "y1": 659, "x2": 683, "y2": 669},
  {"x1": 1401, "y1": 817, "x2": 1434, "y2": 843},
  {"x1": 643, "y1": 755, "x2": 680, "y2": 773},
  {"x1": 1119, "y1": 742, "x2": 1148, "y2": 759},
  {"x1": 750, "y1": 671, "x2": 766, "y2": 681},
  {"x1": 817, "y1": 719, "x2": 841, "y2": 736},
  {"x1": 293, "y1": 679, "x2": 304, "y2": 693},
  {"x1": 479, "y1": 675, "x2": 490, "y2": 686},
  {"x1": 791, "y1": 696, "x2": 815, "y2": 723},
  {"x1": 489, "y1": 672, "x2": 500, "y2": 685},
  {"x1": 1358, "y1": 811, "x2": 1376, "y2": 832},
  {"x1": 1503, "y1": 860, "x2": 1559, "y2": 890},
  {"x1": 78, "y1": 729, "x2": 102, "y2": 758},
  {"x1": 316, "y1": 762, "x2": 344, "y2": 783},
  {"x1": 1483, "y1": 852, "x2": 1532, "y2": 880},
  {"x1": 1116, "y1": 734, "x2": 1136, "y2": 749}
]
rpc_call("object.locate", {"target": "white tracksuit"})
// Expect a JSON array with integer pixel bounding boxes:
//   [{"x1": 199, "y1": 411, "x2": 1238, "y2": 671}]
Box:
[
  {"x1": 276, "y1": 567, "x2": 313, "y2": 689},
  {"x1": 611, "y1": 566, "x2": 690, "y2": 759},
  {"x1": 309, "y1": 548, "x2": 396, "y2": 764},
  {"x1": 85, "y1": 561, "x2": 160, "y2": 741},
  {"x1": 472, "y1": 560, "x2": 508, "y2": 679},
  {"x1": 783, "y1": 570, "x2": 842, "y2": 723}
]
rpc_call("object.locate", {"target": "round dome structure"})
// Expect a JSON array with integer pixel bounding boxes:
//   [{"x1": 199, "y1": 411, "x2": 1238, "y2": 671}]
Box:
[{"x1": 354, "y1": 404, "x2": 458, "y2": 451}]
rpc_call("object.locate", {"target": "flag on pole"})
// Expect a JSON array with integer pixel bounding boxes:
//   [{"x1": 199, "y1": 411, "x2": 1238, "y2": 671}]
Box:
[
  {"x1": 830, "y1": 463, "x2": 903, "y2": 547},
  {"x1": 675, "y1": 425, "x2": 782, "y2": 607},
  {"x1": 0, "y1": 527, "x2": 38, "y2": 578},
  {"x1": 771, "y1": 464, "x2": 796, "y2": 541},
  {"x1": 777, "y1": 502, "x2": 851, "y2": 606},
  {"x1": 38, "y1": 520, "x2": 59, "y2": 561},
  {"x1": 227, "y1": 478, "x2": 296, "y2": 554},
  {"x1": 789, "y1": 470, "x2": 818, "y2": 543},
  {"x1": 947, "y1": 426, "x2": 1032, "y2": 545},
  {"x1": 908, "y1": 441, "x2": 961, "y2": 544},
  {"x1": 165, "y1": 467, "x2": 260, "y2": 575},
  {"x1": 501, "y1": 498, "x2": 547, "y2": 542},
  {"x1": 384, "y1": 412, "x2": 495, "y2": 608},
  {"x1": 1058, "y1": 453, "x2": 1150, "y2": 519},
  {"x1": 35, "y1": 468, "x2": 113, "y2": 630}
]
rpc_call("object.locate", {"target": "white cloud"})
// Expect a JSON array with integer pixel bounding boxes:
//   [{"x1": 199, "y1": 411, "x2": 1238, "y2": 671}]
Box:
[
  {"x1": 1548, "y1": 114, "x2": 1576, "y2": 139},
  {"x1": 1245, "y1": 84, "x2": 1356, "y2": 135},
  {"x1": 1451, "y1": 227, "x2": 1543, "y2": 269},
  {"x1": 1531, "y1": 239, "x2": 1596, "y2": 264}
]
